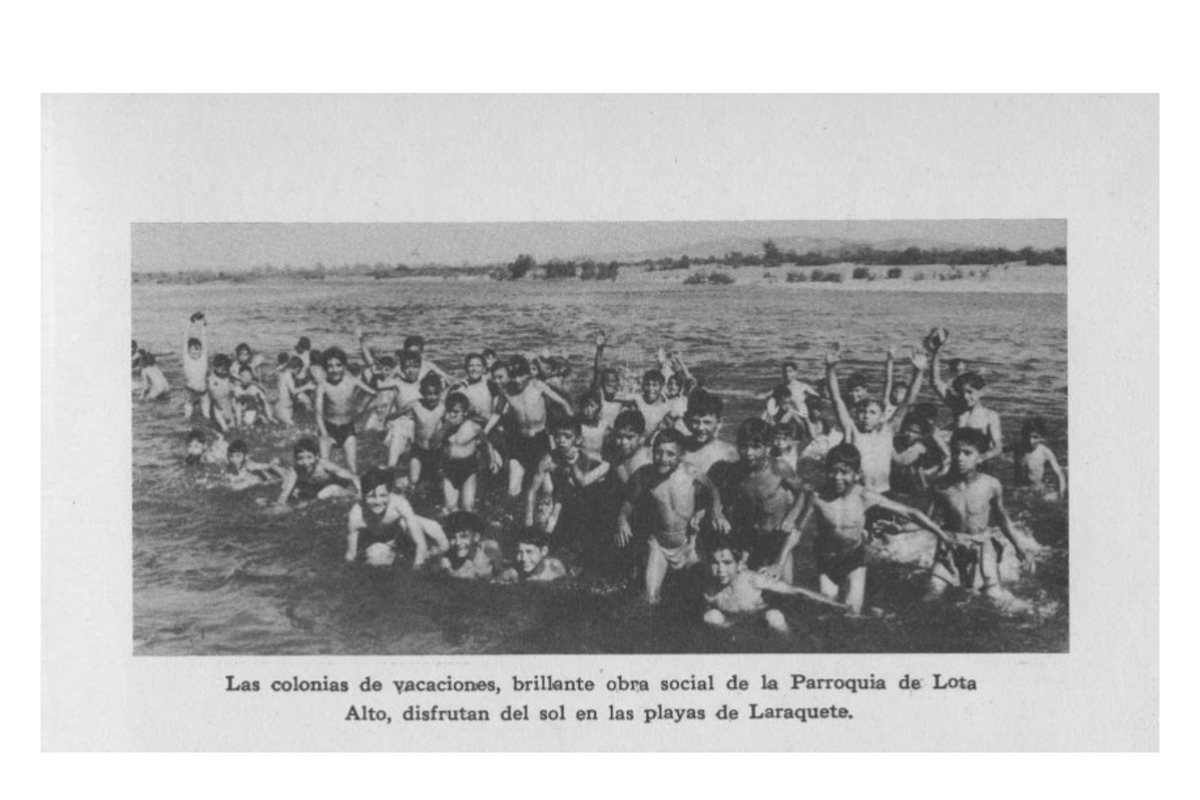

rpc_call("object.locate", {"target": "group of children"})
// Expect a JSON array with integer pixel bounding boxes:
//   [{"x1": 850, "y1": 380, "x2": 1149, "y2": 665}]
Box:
[{"x1": 136, "y1": 314, "x2": 1067, "y2": 633}]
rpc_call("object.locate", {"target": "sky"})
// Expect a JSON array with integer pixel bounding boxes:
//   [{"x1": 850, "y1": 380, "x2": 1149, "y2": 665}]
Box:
[{"x1": 131, "y1": 219, "x2": 1066, "y2": 271}]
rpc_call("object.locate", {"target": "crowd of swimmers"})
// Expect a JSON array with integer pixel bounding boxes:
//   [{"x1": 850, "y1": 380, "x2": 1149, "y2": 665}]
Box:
[{"x1": 133, "y1": 313, "x2": 1067, "y2": 632}]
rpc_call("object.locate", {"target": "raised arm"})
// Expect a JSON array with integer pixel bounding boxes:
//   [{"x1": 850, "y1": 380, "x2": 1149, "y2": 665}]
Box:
[
  {"x1": 883, "y1": 347, "x2": 896, "y2": 406},
  {"x1": 590, "y1": 331, "x2": 607, "y2": 391},
  {"x1": 928, "y1": 337, "x2": 951, "y2": 402},
  {"x1": 824, "y1": 349, "x2": 855, "y2": 436},
  {"x1": 889, "y1": 349, "x2": 928, "y2": 430}
]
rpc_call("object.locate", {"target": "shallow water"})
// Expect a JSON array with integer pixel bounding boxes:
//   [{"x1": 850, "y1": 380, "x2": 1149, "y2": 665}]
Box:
[{"x1": 133, "y1": 279, "x2": 1068, "y2": 654}]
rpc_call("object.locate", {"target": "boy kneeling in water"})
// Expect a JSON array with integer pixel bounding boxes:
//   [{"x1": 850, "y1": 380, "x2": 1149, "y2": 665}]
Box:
[
  {"x1": 704, "y1": 542, "x2": 841, "y2": 635},
  {"x1": 273, "y1": 437, "x2": 359, "y2": 510},
  {"x1": 345, "y1": 467, "x2": 448, "y2": 568}
]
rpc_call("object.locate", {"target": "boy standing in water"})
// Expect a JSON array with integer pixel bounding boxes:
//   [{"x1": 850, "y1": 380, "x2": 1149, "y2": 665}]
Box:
[
  {"x1": 826, "y1": 346, "x2": 926, "y2": 494},
  {"x1": 137, "y1": 352, "x2": 170, "y2": 401},
  {"x1": 391, "y1": 373, "x2": 447, "y2": 487},
  {"x1": 440, "y1": 392, "x2": 486, "y2": 513},
  {"x1": 614, "y1": 369, "x2": 672, "y2": 440},
  {"x1": 274, "y1": 357, "x2": 312, "y2": 428},
  {"x1": 314, "y1": 347, "x2": 377, "y2": 474},
  {"x1": 181, "y1": 312, "x2": 209, "y2": 422},
  {"x1": 680, "y1": 389, "x2": 739, "y2": 480},
  {"x1": 500, "y1": 355, "x2": 573, "y2": 497},
  {"x1": 778, "y1": 443, "x2": 952, "y2": 614},
  {"x1": 525, "y1": 416, "x2": 610, "y2": 561},
  {"x1": 1014, "y1": 417, "x2": 1067, "y2": 498},
  {"x1": 590, "y1": 331, "x2": 627, "y2": 432},
  {"x1": 345, "y1": 466, "x2": 448, "y2": 568},
  {"x1": 928, "y1": 330, "x2": 1003, "y2": 462},
  {"x1": 206, "y1": 354, "x2": 236, "y2": 432},
  {"x1": 618, "y1": 429, "x2": 730, "y2": 604},
  {"x1": 931, "y1": 428, "x2": 1034, "y2": 601}
]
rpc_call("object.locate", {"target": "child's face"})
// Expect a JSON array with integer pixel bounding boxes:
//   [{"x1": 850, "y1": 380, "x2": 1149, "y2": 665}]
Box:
[
  {"x1": 686, "y1": 413, "x2": 719, "y2": 444},
  {"x1": 450, "y1": 529, "x2": 478, "y2": 560},
  {"x1": 187, "y1": 344, "x2": 202, "y2": 360},
  {"x1": 737, "y1": 440, "x2": 769, "y2": 468},
  {"x1": 960, "y1": 384, "x2": 982, "y2": 407},
  {"x1": 294, "y1": 450, "x2": 317, "y2": 472},
  {"x1": 228, "y1": 450, "x2": 246, "y2": 470},
  {"x1": 364, "y1": 483, "x2": 390, "y2": 515},
  {"x1": 855, "y1": 402, "x2": 883, "y2": 432},
  {"x1": 553, "y1": 430, "x2": 581, "y2": 461},
  {"x1": 237, "y1": 368, "x2": 254, "y2": 386},
  {"x1": 1026, "y1": 431, "x2": 1044, "y2": 449},
  {"x1": 952, "y1": 442, "x2": 983, "y2": 474},
  {"x1": 401, "y1": 363, "x2": 420, "y2": 382},
  {"x1": 601, "y1": 373, "x2": 619, "y2": 398},
  {"x1": 849, "y1": 386, "x2": 869, "y2": 405},
  {"x1": 516, "y1": 543, "x2": 546, "y2": 575},
  {"x1": 236, "y1": 349, "x2": 251, "y2": 365},
  {"x1": 642, "y1": 378, "x2": 663, "y2": 401},
  {"x1": 827, "y1": 462, "x2": 859, "y2": 494},
  {"x1": 771, "y1": 431, "x2": 796, "y2": 456},
  {"x1": 483, "y1": 354, "x2": 497, "y2": 369},
  {"x1": 325, "y1": 357, "x2": 346, "y2": 382},
  {"x1": 392, "y1": 474, "x2": 412, "y2": 493},
  {"x1": 491, "y1": 366, "x2": 509, "y2": 386},
  {"x1": 890, "y1": 383, "x2": 907, "y2": 405},
  {"x1": 900, "y1": 423, "x2": 922, "y2": 447},
  {"x1": 466, "y1": 358, "x2": 485, "y2": 381},
  {"x1": 652, "y1": 440, "x2": 682, "y2": 474},
  {"x1": 420, "y1": 385, "x2": 440, "y2": 405},
  {"x1": 581, "y1": 397, "x2": 601, "y2": 422},
  {"x1": 444, "y1": 405, "x2": 467, "y2": 426},
  {"x1": 186, "y1": 439, "x2": 205, "y2": 458},
  {"x1": 782, "y1": 364, "x2": 798, "y2": 382},
  {"x1": 709, "y1": 548, "x2": 742, "y2": 586},
  {"x1": 665, "y1": 377, "x2": 682, "y2": 398},
  {"x1": 214, "y1": 363, "x2": 230, "y2": 378},
  {"x1": 614, "y1": 427, "x2": 641, "y2": 459}
]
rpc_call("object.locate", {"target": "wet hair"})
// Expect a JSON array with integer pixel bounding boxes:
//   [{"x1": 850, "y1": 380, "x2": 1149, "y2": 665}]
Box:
[
  {"x1": 686, "y1": 389, "x2": 723, "y2": 419},
  {"x1": 517, "y1": 529, "x2": 549, "y2": 549},
  {"x1": 735, "y1": 418, "x2": 772, "y2": 447},
  {"x1": 953, "y1": 371, "x2": 986, "y2": 392},
  {"x1": 508, "y1": 355, "x2": 531, "y2": 378},
  {"x1": 227, "y1": 439, "x2": 248, "y2": 456},
  {"x1": 481, "y1": 348, "x2": 497, "y2": 361},
  {"x1": 237, "y1": 364, "x2": 254, "y2": 377},
  {"x1": 445, "y1": 392, "x2": 471, "y2": 413},
  {"x1": 613, "y1": 409, "x2": 646, "y2": 435},
  {"x1": 323, "y1": 347, "x2": 348, "y2": 366},
  {"x1": 579, "y1": 389, "x2": 603, "y2": 410},
  {"x1": 901, "y1": 415, "x2": 934, "y2": 436},
  {"x1": 642, "y1": 369, "x2": 665, "y2": 385},
  {"x1": 212, "y1": 354, "x2": 232, "y2": 370},
  {"x1": 782, "y1": 360, "x2": 799, "y2": 372},
  {"x1": 277, "y1": 351, "x2": 290, "y2": 366},
  {"x1": 185, "y1": 429, "x2": 207, "y2": 445},
  {"x1": 141, "y1": 351, "x2": 156, "y2": 367},
  {"x1": 1022, "y1": 416, "x2": 1048, "y2": 440},
  {"x1": 287, "y1": 356, "x2": 304, "y2": 371},
  {"x1": 293, "y1": 437, "x2": 320, "y2": 457},
  {"x1": 550, "y1": 415, "x2": 583, "y2": 437},
  {"x1": 445, "y1": 511, "x2": 485, "y2": 537},
  {"x1": 403, "y1": 335, "x2": 425, "y2": 351},
  {"x1": 187, "y1": 337, "x2": 202, "y2": 350},
  {"x1": 464, "y1": 352, "x2": 485, "y2": 368},
  {"x1": 235, "y1": 342, "x2": 251, "y2": 356},
  {"x1": 666, "y1": 373, "x2": 683, "y2": 389},
  {"x1": 825, "y1": 442, "x2": 862, "y2": 472},
  {"x1": 655, "y1": 428, "x2": 685, "y2": 449},
  {"x1": 772, "y1": 418, "x2": 805, "y2": 442},
  {"x1": 708, "y1": 540, "x2": 746, "y2": 561},
  {"x1": 845, "y1": 373, "x2": 868, "y2": 393},
  {"x1": 950, "y1": 427, "x2": 991, "y2": 454},
  {"x1": 361, "y1": 466, "x2": 393, "y2": 495},
  {"x1": 398, "y1": 351, "x2": 421, "y2": 369},
  {"x1": 296, "y1": 337, "x2": 311, "y2": 352},
  {"x1": 419, "y1": 373, "x2": 443, "y2": 393},
  {"x1": 855, "y1": 397, "x2": 884, "y2": 414},
  {"x1": 377, "y1": 355, "x2": 397, "y2": 370}
]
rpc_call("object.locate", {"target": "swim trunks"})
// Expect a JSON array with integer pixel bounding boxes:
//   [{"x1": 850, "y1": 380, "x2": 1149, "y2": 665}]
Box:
[
  {"x1": 507, "y1": 429, "x2": 550, "y2": 472},
  {"x1": 933, "y1": 530, "x2": 1004, "y2": 590},
  {"x1": 443, "y1": 455, "x2": 475, "y2": 488},
  {"x1": 325, "y1": 420, "x2": 355, "y2": 447},
  {"x1": 814, "y1": 531, "x2": 868, "y2": 583},
  {"x1": 649, "y1": 535, "x2": 698, "y2": 571},
  {"x1": 294, "y1": 474, "x2": 349, "y2": 501}
]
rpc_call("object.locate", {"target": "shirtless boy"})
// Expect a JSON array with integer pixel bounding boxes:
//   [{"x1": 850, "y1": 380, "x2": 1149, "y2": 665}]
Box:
[
  {"x1": 224, "y1": 439, "x2": 286, "y2": 491},
  {"x1": 928, "y1": 330, "x2": 1003, "y2": 462},
  {"x1": 779, "y1": 443, "x2": 952, "y2": 614},
  {"x1": 137, "y1": 352, "x2": 170, "y2": 401},
  {"x1": 931, "y1": 428, "x2": 1033, "y2": 601},
  {"x1": 499, "y1": 530, "x2": 568, "y2": 583},
  {"x1": 826, "y1": 346, "x2": 926, "y2": 494},
  {"x1": 206, "y1": 354, "x2": 236, "y2": 432},
  {"x1": 392, "y1": 373, "x2": 447, "y2": 487},
  {"x1": 525, "y1": 416, "x2": 610, "y2": 561},
  {"x1": 438, "y1": 511, "x2": 502, "y2": 580},
  {"x1": 274, "y1": 356, "x2": 313, "y2": 427},
  {"x1": 344, "y1": 466, "x2": 448, "y2": 568},
  {"x1": 703, "y1": 544, "x2": 839, "y2": 634},
  {"x1": 181, "y1": 312, "x2": 209, "y2": 421},
  {"x1": 618, "y1": 429, "x2": 730, "y2": 604},
  {"x1": 379, "y1": 351, "x2": 425, "y2": 469},
  {"x1": 500, "y1": 355, "x2": 573, "y2": 497},
  {"x1": 726, "y1": 419, "x2": 806, "y2": 583},
  {"x1": 273, "y1": 437, "x2": 360, "y2": 509},
  {"x1": 1014, "y1": 417, "x2": 1067, "y2": 498},
  {"x1": 679, "y1": 389, "x2": 739, "y2": 481},
  {"x1": 232, "y1": 364, "x2": 275, "y2": 427},
  {"x1": 589, "y1": 332, "x2": 626, "y2": 432},
  {"x1": 614, "y1": 370, "x2": 671, "y2": 440},
  {"x1": 315, "y1": 346, "x2": 377, "y2": 474},
  {"x1": 440, "y1": 392, "x2": 486, "y2": 513}
]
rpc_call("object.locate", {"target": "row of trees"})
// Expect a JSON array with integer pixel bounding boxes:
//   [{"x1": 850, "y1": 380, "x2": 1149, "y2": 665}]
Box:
[{"x1": 502, "y1": 254, "x2": 620, "y2": 281}]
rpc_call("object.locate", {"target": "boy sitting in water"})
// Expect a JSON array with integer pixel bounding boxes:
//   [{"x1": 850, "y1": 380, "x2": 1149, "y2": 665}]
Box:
[
  {"x1": 439, "y1": 392, "x2": 487, "y2": 513},
  {"x1": 618, "y1": 429, "x2": 731, "y2": 604},
  {"x1": 1014, "y1": 417, "x2": 1067, "y2": 498},
  {"x1": 500, "y1": 354, "x2": 573, "y2": 497},
  {"x1": 315, "y1": 346, "x2": 377, "y2": 474},
  {"x1": 181, "y1": 312, "x2": 209, "y2": 422},
  {"x1": 345, "y1": 467, "x2": 448, "y2": 568},
  {"x1": 183, "y1": 428, "x2": 228, "y2": 466},
  {"x1": 703, "y1": 543, "x2": 840, "y2": 635},
  {"x1": 930, "y1": 428, "x2": 1034, "y2": 602},
  {"x1": 224, "y1": 439, "x2": 286, "y2": 491},
  {"x1": 679, "y1": 389, "x2": 739, "y2": 481},
  {"x1": 927, "y1": 330, "x2": 1003, "y2": 462},
  {"x1": 778, "y1": 443, "x2": 953, "y2": 614},
  {"x1": 137, "y1": 351, "x2": 170, "y2": 401},
  {"x1": 499, "y1": 530, "x2": 568, "y2": 583},
  {"x1": 438, "y1": 511, "x2": 502, "y2": 579},
  {"x1": 273, "y1": 437, "x2": 360, "y2": 510},
  {"x1": 826, "y1": 346, "x2": 926, "y2": 494}
]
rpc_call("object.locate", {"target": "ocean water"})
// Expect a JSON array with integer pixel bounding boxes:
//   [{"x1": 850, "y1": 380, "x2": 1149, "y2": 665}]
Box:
[{"x1": 133, "y1": 279, "x2": 1068, "y2": 654}]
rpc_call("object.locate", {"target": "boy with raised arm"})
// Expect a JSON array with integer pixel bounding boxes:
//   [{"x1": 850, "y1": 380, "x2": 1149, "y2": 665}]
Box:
[
  {"x1": 931, "y1": 428, "x2": 1034, "y2": 601},
  {"x1": 725, "y1": 419, "x2": 806, "y2": 583},
  {"x1": 825, "y1": 345, "x2": 926, "y2": 494},
  {"x1": 777, "y1": 443, "x2": 953, "y2": 614},
  {"x1": 590, "y1": 331, "x2": 626, "y2": 432},
  {"x1": 501, "y1": 354, "x2": 573, "y2": 497},
  {"x1": 927, "y1": 329, "x2": 1003, "y2": 462},
  {"x1": 181, "y1": 312, "x2": 209, "y2": 421},
  {"x1": 614, "y1": 369, "x2": 672, "y2": 440},
  {"x1": 703, "y1": 542, "x2": 843, "y2": 634},
  {"x1": 618, "y1": 429, "x2": 730, "y2": 604},
  {"x1": 314, "y1": 346, "x2": 377, "y2": 474},
  {"x1": 345, "y1": 466, "x2": 448, "y2": 569}
]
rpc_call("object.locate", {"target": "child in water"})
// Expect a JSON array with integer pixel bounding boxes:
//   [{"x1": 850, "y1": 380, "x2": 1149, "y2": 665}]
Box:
[
  {"x1": 438, "y1": 511, "x2": 502, "y2": 579},
  {"x1": 137, "y1": 351, "x2": 170, "y2": 401},
  {"x1": 273, "y1": 437, "x2": 360, "y2": 510},
  {"x1": 1014, "y1": 417, "x2": 1067, "y2": 499},
  {"x1": 345, "y1": 467, "x2": 447, "y2": 568},
  {"x1": 703, "y1": 542, "x2": 841, "y2": 635},
  {"x1": 499, "y1": 530, "x2": 568, "y2": 583},
  {"x1": 315, "y1": 346, "x2": 377, "y2": 474},
  {"x1": 224, "y1": 439, "x2": 286, "y2": 490}
]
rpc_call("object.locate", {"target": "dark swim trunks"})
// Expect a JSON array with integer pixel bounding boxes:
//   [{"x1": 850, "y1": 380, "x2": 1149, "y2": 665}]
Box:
[
  {"x1": 506, "y1": 429, "x2": 550, "y2": 472},
  {"x1": 814, "y1": 532, "x2": 868, "y2": 583},
  {"x1": 294, "y1": 473, "x2": 349, "y2": 501},
  {"x1": 443, "y1": 456, "x2": 476, "y2": 488},
  {"x1": 325, "y1": 420, "x2": 355, "y2": 447}
]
